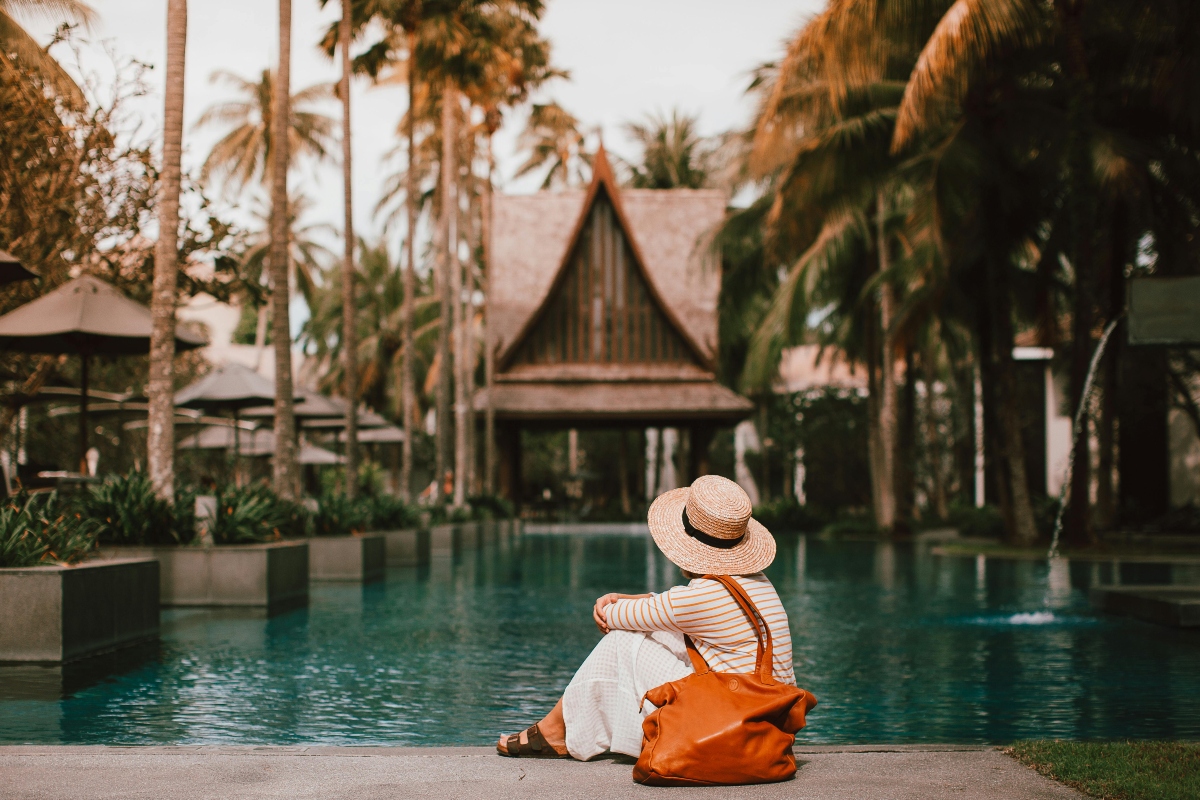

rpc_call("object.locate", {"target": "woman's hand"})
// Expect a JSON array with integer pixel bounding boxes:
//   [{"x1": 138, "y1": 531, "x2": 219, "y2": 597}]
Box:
[{"x1": 593, "y1": 593, "x2": 620, "y2": 634}]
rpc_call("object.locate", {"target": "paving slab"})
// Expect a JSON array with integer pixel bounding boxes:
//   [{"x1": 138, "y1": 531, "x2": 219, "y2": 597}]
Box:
[{"x1": 0, "y1": 745, "x2": 1084, "y2": 800}]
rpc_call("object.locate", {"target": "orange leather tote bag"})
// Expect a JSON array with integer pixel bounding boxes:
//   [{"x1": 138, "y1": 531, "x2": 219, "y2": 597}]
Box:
[{"x1": 633, "y1": 575, "x2": 817, "y2": 786}]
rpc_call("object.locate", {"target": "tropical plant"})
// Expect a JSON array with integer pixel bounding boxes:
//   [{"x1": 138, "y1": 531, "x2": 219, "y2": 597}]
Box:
[
  {"x1": 734, "y1": 0, "x2": 1200, "y2": 545},
  {"x1": 0, "y1": 0, "x2": 94, "y2": 103},
  {"x1": 513, "y1": 101, "x2": 592, "y2": 188},
  {"x1": 322, "y1": 0, "x2": 440, "y2": 503},
  {"x1": 0, "y1": 492, "x2": 99, "y2": 567},
  {"x1": 369, "y1": 493, "x2": 420, "y2": 529},
  {"x1": 332, "y1": 0, "x2": 556, "y2": 504},
  {"x1": 299, "y1": 239, "x2": 439, "y2": 424},
  {"x1": 194, "y1": 68, "x2": 336, "y2": 196},
  {"x1": 231, "y1": 192, "x2": 334, "y2": 349},
  {"x1": 209, "y1": 482, "x2": 308, "y2": 544},
  {"x1": 78, "y1": 471, "x2": 191, "y2": 546},
  {"x1": 312, "y1": 492, "x2": 371, "y2": 536},
  {"x1": 467, "y1": 493, "x2": 514, "y2": 521},
  {"x1": 622, "y1": 109, "x2": 717, "y2": 190}
]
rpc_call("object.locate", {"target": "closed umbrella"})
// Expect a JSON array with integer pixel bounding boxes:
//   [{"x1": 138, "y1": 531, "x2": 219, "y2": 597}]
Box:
[
  {"x1": 0, "y1": 250, "x2": 37, "y2": 286},
  {"x1": 0, "y1": 275, "x2": 207, "y2": 472}
]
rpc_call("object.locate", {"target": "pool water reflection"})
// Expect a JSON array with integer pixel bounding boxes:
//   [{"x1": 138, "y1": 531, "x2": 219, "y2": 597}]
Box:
[{"x1": 2, "y1": 532, "x2": 1198, "y2": 745}]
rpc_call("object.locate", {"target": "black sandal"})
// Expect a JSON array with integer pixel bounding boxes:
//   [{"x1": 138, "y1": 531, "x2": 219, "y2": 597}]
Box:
[{"x1": 497, "y1": 724, "x2": 569, "y2": 758}]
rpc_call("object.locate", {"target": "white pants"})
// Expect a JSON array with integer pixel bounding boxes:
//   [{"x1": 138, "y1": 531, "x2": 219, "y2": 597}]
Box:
[{"x1": 561, "y1": 630, "x2": 693, "y2": 760}]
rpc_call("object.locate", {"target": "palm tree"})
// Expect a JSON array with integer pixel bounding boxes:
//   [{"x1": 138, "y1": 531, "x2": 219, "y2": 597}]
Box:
[
  {"x1": 0, "y1": 0, "x2": 95, "y2": 104},
  {"x1": 340, "y1": 0, "x2": 438, "y2": 502},
  {"x1": 740, "y1": 11, "x2": 917, "y2": 533},
  {"x1": 195, "y1": 69, "x2": 336, "y2": 196},
  {"x1": 271, "y1": 0, "x2": 298, "y2": 499},
  {"x1": 623, "y1": 109, "x2": 716, "y2": 190},
  {"x1": 300, "y1": 239, "x2": 440, "y2": 424},
  {"x1": 336, "y1": 0, "x2": 360, "y2": 498},
  {"x1": 513, "y1": 101, "x2": 592, "y2": 188},
  {"x1": 147, "y1": 0, "x2": 187, "y2": 501},
  {"x1": 232, "y1": 191, "x2": 335, "y2": 357},
  {"x1": 464, "y1": 10, "x2": 560, "y2": 494}
]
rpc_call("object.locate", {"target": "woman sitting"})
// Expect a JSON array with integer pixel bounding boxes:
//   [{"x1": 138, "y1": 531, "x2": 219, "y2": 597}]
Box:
[{"x1": 498, "y1": 474, "x2": 795, "y2": 760}]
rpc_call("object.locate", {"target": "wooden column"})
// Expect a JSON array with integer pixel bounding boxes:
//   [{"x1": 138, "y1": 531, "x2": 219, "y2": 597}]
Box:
[
  {"x1": 689, "y1": 425, "x2": 714, "y2": 482},
  {"x1": 497, "y1": 423, "x2": 523, "y2": 506}
]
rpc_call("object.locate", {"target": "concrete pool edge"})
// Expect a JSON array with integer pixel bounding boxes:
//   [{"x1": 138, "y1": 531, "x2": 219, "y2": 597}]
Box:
[
  {"x1": 0, "y1": 745, "x2": 1087, "y2": 799},
  {"x1": 0, "y1": 743, "x2": 992, "y2": 755}
]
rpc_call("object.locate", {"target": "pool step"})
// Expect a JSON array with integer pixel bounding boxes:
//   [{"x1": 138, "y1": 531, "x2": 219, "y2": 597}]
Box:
[{"x1": 1089, "y1": 585, "x2": 1200, "y2": 628}]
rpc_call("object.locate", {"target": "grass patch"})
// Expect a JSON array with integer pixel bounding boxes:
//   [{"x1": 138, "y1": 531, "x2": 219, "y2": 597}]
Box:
[{"x1": 1005, "y1": 741, "x2": 1200, "y2": 800}]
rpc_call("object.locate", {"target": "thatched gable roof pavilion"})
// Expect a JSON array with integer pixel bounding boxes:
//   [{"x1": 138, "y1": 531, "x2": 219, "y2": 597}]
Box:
[
  {"x1": 478, "y1": 147, "x2": 752, "y2": 426},
  {"x1": 478, "y1": 148, "x2": 752, "y2": 500}
]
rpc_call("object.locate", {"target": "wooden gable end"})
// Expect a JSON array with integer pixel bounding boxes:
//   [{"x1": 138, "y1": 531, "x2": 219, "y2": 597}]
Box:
[{"x1": 510, "y1": 187, "x2": 699, "y2": 368}]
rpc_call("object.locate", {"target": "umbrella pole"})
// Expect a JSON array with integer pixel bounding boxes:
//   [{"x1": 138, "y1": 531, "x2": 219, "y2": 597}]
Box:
[{"x1": 78, "y1": 355, "x2": 89, "y2": 475}]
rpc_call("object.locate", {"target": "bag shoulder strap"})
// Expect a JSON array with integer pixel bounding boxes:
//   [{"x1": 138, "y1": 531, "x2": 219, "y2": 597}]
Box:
[{"x1": 697, "y1": 575, "x2": 776, "y2": 685}]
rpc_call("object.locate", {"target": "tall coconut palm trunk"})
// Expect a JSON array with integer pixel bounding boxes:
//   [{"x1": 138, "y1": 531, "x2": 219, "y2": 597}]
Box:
[
  {"x1": 338, "y1": 0, "x2": 359, "y2": 499},
  {"x1": 399, "y1": 29, "x2": 418, "y2": 502},
  {"x1": 482, "y1": 133, "x2": 496, "y2": 494},
  {"x1": 271, "y1": 0, "x2": 298, "y2": 500},
  {"x1": 979, "y1": 253, "x2": 1039, "y2": 546},
  {"x1": 447, "y1": 83, "x2": 467, "y2": 508},
  {"x1": 148, "y1": 0, "x2": 187, "y2": 501},
  {"x1": 872, "y1": 190, "x2": 898, "y2": 532},
  {"x1": 436, "y1": 78, "x2": 455, "y2": 505},
  {"x1": 462, "y1": 185, "x2": 477, "y2": 497}
]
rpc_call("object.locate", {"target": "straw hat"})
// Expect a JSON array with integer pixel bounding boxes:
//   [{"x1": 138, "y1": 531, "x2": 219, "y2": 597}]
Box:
[{"x1": 647, "y1": 475, "x2": 775, "y2": 576}]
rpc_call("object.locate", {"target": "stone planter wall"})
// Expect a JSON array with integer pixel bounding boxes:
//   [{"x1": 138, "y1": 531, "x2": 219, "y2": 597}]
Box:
[
  {"x1": 378, "y1": 528, "x2": 429, "y2": 567},
  {"x1": 309, "y1": 535, "x2": 385, "y2": 582},
  {"x1": 430, "y1": 522, "x2": 484, "y2": 558},
  {"x1": 98, "y1": 542, "x2": 308, "y2": 614},
  {"x1": 0, "y1": 558, "x2": 159, "y2": 663}
]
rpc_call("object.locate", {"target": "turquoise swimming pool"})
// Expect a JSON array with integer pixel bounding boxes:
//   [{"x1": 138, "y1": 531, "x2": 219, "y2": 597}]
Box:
[{"x1": 2, "y1": 531, "x2": 1198, "y2": 745}]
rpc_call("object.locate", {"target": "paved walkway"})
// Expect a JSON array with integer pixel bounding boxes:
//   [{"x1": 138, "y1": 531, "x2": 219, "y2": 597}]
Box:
[{"x1": 1, "y1": 745, "x2": 1084, "y2": 799}]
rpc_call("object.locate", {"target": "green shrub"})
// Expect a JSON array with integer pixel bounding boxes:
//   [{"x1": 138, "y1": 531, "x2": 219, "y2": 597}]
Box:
[
  {"x1": 77, "y1": 471, "x2": 194, "y2": 546},
  {"x1": 468, "y1": 494, "x2": 515, "y2": 521},
  {"x1": 210, "y1": 483, "x2": 309, "y2": 544},
  {"x1": 946, "y1": 503, "x2": 1006, "y2": 540},
  {"x1": 820, "y1": 516, "x2": 880, "y2": 537},
  {"x1": 368, "y1": 494, "x2": 420, "y2": 530},
  {"x1": 0, "y1": 492, "x2": 100, "y2": 567},
  {"x1": 753, "y1": 497, "x2": 829, "y2": 533},
  {"x1": 312, "y1": 492, "x2": 371, "y2": 537}
]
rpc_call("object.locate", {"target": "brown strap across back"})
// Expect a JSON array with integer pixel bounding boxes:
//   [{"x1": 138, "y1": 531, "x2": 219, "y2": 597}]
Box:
[
  {"x1": 633, "y1": 574, "x2": 818, "y2": 787},
  {"x1": 682, "y1": 575, "x2": 776, "y2": 684}
]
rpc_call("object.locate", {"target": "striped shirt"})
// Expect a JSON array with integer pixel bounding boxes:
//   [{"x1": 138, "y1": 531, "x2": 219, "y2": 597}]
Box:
[{"x1": 605, "y1": 573, "x2": 796, "y2": 685}]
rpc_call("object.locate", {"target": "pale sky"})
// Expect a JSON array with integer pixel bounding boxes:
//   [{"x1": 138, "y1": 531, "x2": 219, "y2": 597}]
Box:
[{"x1": 31, "y1": 0, "x2": 823, "y2": 251}]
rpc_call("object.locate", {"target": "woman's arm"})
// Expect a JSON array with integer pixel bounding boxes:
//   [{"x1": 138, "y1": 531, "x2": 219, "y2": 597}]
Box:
[
  {"x1": 592, "y1": 592, "x2": 652, "y2": 633},
  {"x1": 602, "y1": 591, "x2": 683, "y2": 635}
]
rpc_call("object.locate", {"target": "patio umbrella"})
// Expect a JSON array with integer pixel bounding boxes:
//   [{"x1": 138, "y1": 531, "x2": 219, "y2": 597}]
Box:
[
  {"x1": 0, "y1": 250, "x2": 37, "y2": 286},
  {"x1": 303, "y1": 405, "x2": 390, "y2": 430},
  {"x1": 241, "y1": 388, "x2": 342, "y2": 421},
  {"x1": 179, "y1": 426, "x2": 344, "y2": 465},
  {"x1": 334, "y1": 425, "x2": 405, "y2": 444},
  {"x1": 0, "y1": 275, "x2": 207, "y2": 472},
  {"x1": 175, "y1": 362, "x2": 300, "y2": 482}
]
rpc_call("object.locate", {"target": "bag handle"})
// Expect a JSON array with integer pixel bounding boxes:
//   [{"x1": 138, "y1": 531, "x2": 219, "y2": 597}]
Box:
[{"x1": 685, "y1": 575, "x2": 776, "y2": 685}]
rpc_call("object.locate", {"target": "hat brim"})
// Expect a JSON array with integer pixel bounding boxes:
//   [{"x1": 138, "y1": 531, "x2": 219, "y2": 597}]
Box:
[{"x1": 647, "y1": 487, "x2": 776, "y2": 576}]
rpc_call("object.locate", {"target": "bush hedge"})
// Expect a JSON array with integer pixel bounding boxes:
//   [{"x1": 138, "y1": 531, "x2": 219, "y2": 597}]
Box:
[{"x1": 0, "y1": 492, "x2": 100, "y2": 567}]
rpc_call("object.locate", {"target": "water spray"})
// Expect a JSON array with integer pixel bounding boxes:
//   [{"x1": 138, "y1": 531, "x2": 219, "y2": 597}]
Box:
[{"x1": 1047, "y1": 315, "x2": 1124, "y2": 560}]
